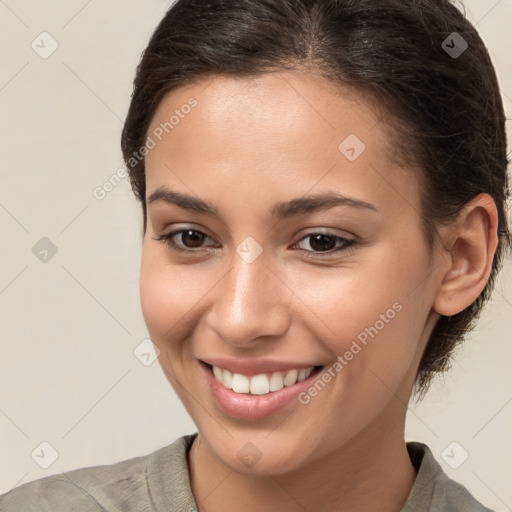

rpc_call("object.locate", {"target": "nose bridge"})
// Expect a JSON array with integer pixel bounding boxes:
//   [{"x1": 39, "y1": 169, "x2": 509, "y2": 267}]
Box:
[
  {"x1": 229, "y1": 253, "x2": 267, "y2": 323},
  {"x1": 208, "y1": 245, "x2": 290, "y2": 344}
]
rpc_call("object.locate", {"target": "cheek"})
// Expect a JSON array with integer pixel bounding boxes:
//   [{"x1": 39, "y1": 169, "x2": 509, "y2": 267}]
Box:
[
  {"x1": 139, "y1": 246, "x2": 192, "y2": 343},
  {"x1": 139, "y1": 244, "x2": 219, "y2": 349},
  {"x1": 356, "y1": 281, "x2": 430, "y2": 397},
  {"x1": 297, "y1": 242, "x2": 430, "y2": 383}
]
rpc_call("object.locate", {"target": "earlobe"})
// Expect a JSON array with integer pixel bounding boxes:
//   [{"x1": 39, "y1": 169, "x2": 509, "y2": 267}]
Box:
[{"x1": 433, "y1": 194, "x2": 499, "y2": 317}]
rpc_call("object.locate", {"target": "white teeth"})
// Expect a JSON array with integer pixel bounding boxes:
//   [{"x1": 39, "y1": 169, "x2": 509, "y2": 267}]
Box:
[
  {"x1": 223, "y1": 368, "x2": 233, "y2": 389},
  {"x1": 283, "y1": 369, "x2": 298, "y2": 386},
  {"x1": 231, "y1": 373, "x2": 250, "y2": 393},
  {"x1": 212, "y1": 365, "x2": 224, "y2": 381},
  {"x1": 269, "y1": 371, "x2": 284, "y2": 392},
  {"x1": 249, "y1": 374, "x2": 269, "y2": 395},
  {"x1": 211, "y1": 365, "x2": 316, "y2": 395}
]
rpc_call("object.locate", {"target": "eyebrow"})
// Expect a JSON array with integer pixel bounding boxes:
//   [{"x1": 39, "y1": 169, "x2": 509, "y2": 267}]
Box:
[{"x1": 147, "y1": 186, "x2": 378, "y2": 219}]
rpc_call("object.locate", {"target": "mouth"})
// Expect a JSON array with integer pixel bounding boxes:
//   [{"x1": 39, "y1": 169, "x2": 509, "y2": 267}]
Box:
[
  {"x1": 201, "y1": 360, "x2": 325, "y2": 394},
  {"x1": 199, "y1": 360, "x2": 327, "y2": 420}
]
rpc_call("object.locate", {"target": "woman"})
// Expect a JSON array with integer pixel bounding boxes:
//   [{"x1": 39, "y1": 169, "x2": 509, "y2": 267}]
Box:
[{"x1": 2, "y1": 0, "x2": 509, "y2": 510}]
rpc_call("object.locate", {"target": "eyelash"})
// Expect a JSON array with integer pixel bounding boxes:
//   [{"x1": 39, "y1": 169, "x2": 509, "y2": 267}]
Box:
[{"x1": 153, "y1": 228, "x2": 357, "y2": 259}]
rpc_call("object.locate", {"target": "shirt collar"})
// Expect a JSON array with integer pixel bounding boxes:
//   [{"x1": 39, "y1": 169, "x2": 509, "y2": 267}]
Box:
[{"x1": 147, "y1": 433, "x2": 442, "y2": 511}]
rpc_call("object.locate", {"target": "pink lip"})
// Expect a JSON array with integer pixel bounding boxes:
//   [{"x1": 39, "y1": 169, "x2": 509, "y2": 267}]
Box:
[
  {"x1": 199, "y1": 361, "x2": 323, "y2": 420},
  {"x1": 200, "y1": 356, "x2": 322, "y2": 376}
]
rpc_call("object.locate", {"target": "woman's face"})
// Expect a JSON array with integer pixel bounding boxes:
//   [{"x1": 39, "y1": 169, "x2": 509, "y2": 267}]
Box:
[{"x1": 140, "y1": 71, "x2": 442, "y2": 474}]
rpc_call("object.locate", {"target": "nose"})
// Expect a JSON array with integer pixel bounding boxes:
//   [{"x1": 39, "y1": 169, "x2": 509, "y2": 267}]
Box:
[{"x1": 205, "y1": 248, "x2": 291, "y2": 348}]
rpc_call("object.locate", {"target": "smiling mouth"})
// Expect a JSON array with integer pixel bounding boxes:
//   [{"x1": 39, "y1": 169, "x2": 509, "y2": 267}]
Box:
[{"x1": 204, "y1": 362, "x2": 325, "y2": 395}]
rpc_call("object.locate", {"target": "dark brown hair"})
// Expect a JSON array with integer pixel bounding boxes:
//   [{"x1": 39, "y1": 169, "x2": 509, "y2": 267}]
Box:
[{"x1": 121, "y1": 0, "x2": 511, "y2": 400}]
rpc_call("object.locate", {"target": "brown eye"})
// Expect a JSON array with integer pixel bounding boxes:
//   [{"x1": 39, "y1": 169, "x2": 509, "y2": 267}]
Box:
[
  {"x1": 304, "y1": 234, "x2": 337, "y2": 252},
  {"x1": 177, "y1": 229, "x2": 207, "y2": 248},
  {"x1": 153, "y1": 228, "x2": 214, "y2": 252},
  {"x1": 293, "y1": 232, "x2": 357, "y2": 258}
]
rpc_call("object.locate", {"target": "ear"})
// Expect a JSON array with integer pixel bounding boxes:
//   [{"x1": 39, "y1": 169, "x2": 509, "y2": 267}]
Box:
[{"x1": 433, "y1": 193, "x2": 499, "y2": 317}]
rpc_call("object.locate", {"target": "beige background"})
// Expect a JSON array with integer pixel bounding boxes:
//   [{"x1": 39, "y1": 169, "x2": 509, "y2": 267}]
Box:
[{"x1": 0, "y1": 0, "x2": 511, "y2": 509}]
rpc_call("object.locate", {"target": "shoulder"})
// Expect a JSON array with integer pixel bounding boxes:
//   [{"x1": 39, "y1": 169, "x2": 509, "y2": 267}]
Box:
[
  {"x1": 0, "y1": 452, "x2": 150, "y2": 512},
  {"x1": 403, "y1": 441, "x2": 496, "y2": 512},
  {"x1": 0, "y1": 434, "x2": 194, "y2": 512}
]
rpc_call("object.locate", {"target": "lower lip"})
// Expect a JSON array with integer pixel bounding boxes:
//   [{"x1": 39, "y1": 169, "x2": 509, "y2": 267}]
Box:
[{"x1": 199, "y1": 361, "x2": 323, "y2": 420}]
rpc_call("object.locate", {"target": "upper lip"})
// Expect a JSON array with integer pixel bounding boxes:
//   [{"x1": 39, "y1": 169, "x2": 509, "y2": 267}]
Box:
[{"x1": 200, "y1": 357, "x2": 323, "y2": 376}]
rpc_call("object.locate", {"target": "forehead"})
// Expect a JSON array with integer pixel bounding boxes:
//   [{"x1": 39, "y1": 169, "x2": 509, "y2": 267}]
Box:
[
  {"x1": 147, "y1": 71, "x2": 381, "y2": 150},
  {"x1": 144, "y1": 71, "x2": 420, "y2": 222}
]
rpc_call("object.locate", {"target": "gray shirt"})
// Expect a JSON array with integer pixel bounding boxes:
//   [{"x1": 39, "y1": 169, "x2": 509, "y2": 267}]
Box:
[{"x1": 0, "y1": 432, "x2": 495, "y2": 511}]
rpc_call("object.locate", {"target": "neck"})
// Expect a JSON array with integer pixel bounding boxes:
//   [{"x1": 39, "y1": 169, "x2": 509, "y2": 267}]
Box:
[{"x1": 188, "y1": 408, "x2": 417, "y2": 512}]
